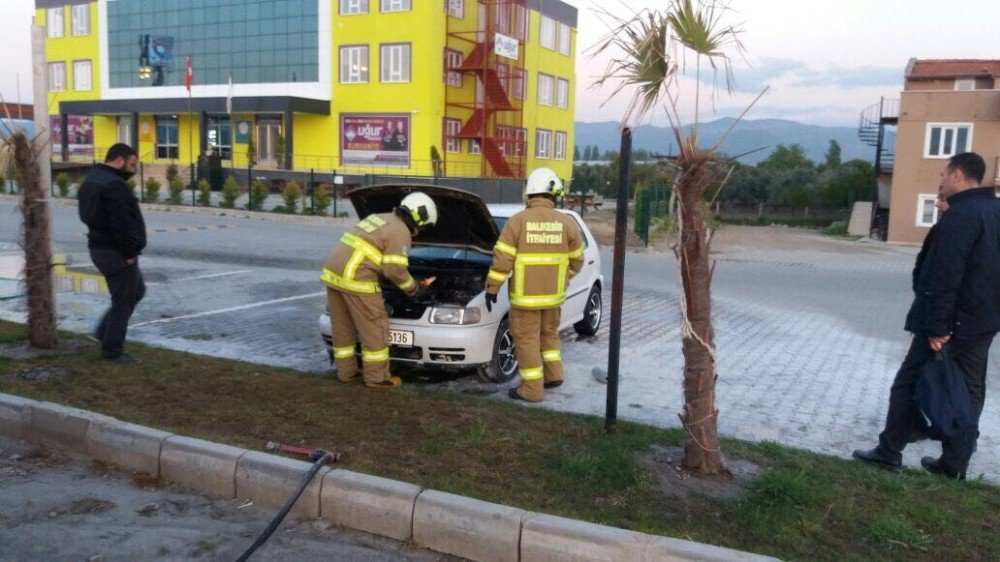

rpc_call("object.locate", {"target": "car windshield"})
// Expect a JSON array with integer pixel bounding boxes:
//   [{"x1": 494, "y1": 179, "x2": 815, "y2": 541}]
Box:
[
  {"x1": 409, "y1": 246, "x2": 492, "y2": 264},
  {"x1": 492, "y1": 217, "x2": 508, "y2": 231}
]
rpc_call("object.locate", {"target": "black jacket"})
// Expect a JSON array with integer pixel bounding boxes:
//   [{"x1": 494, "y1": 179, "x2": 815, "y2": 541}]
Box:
[
  {"x1": 906, "y1": 187, "x2": 1000, "y2": 338},
  {"x1": 912, "y1": 223, "x2": 938, "y2": 292},
  {"x1": 77, "y1": 164, "x2": 147, "y2": 259}
]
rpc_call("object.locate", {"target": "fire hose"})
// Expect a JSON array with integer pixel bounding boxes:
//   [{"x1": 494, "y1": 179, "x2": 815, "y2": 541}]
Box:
[{"x1": 236, "y1": 442, "x2": 341, "y2": 561}]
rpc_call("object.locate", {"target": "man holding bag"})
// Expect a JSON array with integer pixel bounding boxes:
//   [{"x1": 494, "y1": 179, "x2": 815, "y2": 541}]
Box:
[{"x1": 854, "y1": 152, "x2": 1000, "y2": 479}]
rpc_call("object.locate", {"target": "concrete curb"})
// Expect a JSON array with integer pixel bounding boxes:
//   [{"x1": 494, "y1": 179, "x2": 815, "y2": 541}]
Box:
[
  {"x1": 0, "y1": 193, "x2": 354, "y2": 227},
  {"x1": 0, "y1": 393, "x2": 779, "y2": 562}
]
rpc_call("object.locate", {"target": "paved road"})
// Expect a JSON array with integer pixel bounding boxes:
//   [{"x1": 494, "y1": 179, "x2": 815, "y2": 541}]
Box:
[
  {"x1": 0, "y1": 436, "x2": 454, "y2": 561},
  {"x1": 0, "y1": 200, "x2": 996, "y2": 482}
]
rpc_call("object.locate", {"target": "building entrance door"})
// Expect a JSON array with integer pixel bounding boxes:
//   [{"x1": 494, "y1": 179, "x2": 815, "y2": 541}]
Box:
[{"x1": 256, "y1": 118, "x2": 282, "y2": 165}]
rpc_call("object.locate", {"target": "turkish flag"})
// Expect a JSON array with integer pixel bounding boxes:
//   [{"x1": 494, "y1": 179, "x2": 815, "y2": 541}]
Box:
[{"x1": 185, "y1": 56, "x2": 193, "y2": 91}]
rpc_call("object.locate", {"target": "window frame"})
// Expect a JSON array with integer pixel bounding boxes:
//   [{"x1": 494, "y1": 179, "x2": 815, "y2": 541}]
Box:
[
  {"x1": 71, "y1": 4, "x2": 90, "y2": 36},
  {"x1": 924, "y1": 123, "x2": 972, "y2": 159},
  {"x1": 556, "y1": 78, "x2": 569, "y2": 109},
  {"x1": 155, "y1": 115, "x2": 179, "y2": 160},
  {"x1": 512, "y1": 67, "x2": 526, "y2": 100},
  {"x1": 446, "y1": 0, "x2": 464, "y2": 19},
  {"x1": 915, "y1": 194, "x2": 939, "y2": 227},
  {"x1": 339, "y1": 44, "x2": 370, "y2": 84},
  {"x1": 340, "y1": 0, "x2": 369, "y2": 16},
  {"x1": 380, "y1": 0, "x2": 411, "y2": 13},
  {"x1": 72, "y1": 60, "x2": 92, "y2": 91},
  {"x1": 443, "y1": 118, "x2": 462, "y2": 154},
  {"x1": 468, "y1": 138, "x2": 481, "y2": 155},
  {"x1": 47, "y1": 7, "x2": 64, "y2": 39},
  {"x1": 535, "y1": 129, "x2": 552, "y2": 159},
  {"x1": 47, "y1": 62, "x2": 67, "y2": 92},
  {"x1": 554, "y1": 131, "x2": 567, "y2": 160},
  {"x1": 380, "y1": 43, "x2": 412, "y2": 83},
  {"x1": 444, "y1": 48, "x2": 463, "y2": 87},
  {"x1": 954, "y1": 78, "x2": 976, "y2": 91},
  {"x1": 539, "y1": 15, "x2": 556, "y2": 50},
  {"x1": 537, "y1": 73, "x2": 554, "y2": 106},
  {"x1": 557, "y1": 23, "x2": 571, "y2": 55}
]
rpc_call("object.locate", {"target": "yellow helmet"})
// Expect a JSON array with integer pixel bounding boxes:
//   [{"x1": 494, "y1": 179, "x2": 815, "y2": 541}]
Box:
[
  {"x1": 525, "y1": 167, "x2": 564, "y2": 199},
  {"x1": 400, "y1": 192, "x2": 438, "y2": 227}
]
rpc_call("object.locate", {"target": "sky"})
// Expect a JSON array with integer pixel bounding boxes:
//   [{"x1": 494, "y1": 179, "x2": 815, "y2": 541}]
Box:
[{"x1": 2, "y1": 0, "x2": 999, "y2": 127}]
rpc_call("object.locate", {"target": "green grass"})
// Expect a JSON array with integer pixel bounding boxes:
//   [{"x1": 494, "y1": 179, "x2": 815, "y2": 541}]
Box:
[{"x1": 0, "y1": 320, "x2": 996, "y2": 561}]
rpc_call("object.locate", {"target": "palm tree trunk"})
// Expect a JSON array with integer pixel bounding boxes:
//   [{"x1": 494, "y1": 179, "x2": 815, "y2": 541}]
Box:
[
  {"x1": 12, "y1": 132, "x2": 59, "y2": 349},
  {"x1": 676, "y1": 160, "x2": 726, "y2": 475}
]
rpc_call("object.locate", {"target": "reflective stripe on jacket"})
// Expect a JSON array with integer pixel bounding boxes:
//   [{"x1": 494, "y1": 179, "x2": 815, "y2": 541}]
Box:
[
  {"x1": 486, "y1": 197, "x2": 584, "y2": 309},
  {"x1": 321, "y1": 212, "x2": 418, "y2": 295}
]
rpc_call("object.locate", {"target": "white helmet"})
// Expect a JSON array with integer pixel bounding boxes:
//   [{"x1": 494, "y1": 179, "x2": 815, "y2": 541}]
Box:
[
  {"x1": 525, "y1": 167, "x2": 564, "y2": 199},
  {"x1": 400, "y1": 192, "x2": 438, "y2": 228}
]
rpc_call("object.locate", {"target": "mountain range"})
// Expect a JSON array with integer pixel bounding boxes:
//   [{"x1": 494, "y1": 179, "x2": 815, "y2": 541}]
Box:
[{"x1": 574, "y1": 118, "x2": 874, "y2": 165}]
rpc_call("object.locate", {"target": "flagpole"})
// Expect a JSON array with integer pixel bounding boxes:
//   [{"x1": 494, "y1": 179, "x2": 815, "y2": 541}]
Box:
[{"x1": 187, "y1": 56, "x2": 194, "y2": 204}]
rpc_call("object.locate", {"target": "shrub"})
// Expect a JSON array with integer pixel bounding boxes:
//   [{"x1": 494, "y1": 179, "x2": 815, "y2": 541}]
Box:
[
  {"x1": 197, "y1": 179, "x2": 212, "y2": 207},
  {"x1": 311, "y1": 185, "x2": 331, "y2": 216},
  {"x1": 247, "y1": 180, "x2": 268, "y2": 211},
  {"x1": 281, "y1": 181, "x2": 301, "y2": 214},
  {"x1": 167, "y1": 177, "x2": 185, "y2": 205},
  {"x1": 220, "y1": 175, "x2": 239, "y2": 209},
  {"x1": 144, "y1": 177, "x2": 161, "y2": 203},
  {"x1": 55, "y1": 173, "x2": 71, "y2": 197},
  {"x1": 166, "y1": 163, "x2": 179, "y2": 182},
  {"x1": 126, "y1": 177, "x2": 137, "y2": 195}
]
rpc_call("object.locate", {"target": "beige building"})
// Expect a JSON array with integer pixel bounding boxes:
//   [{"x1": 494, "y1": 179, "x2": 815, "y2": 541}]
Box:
[{"x1": 883, "y1": 59, "x2": 1000, "y2": 244}]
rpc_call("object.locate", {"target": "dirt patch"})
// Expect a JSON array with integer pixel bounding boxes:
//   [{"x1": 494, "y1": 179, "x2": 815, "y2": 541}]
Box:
[
  {"x1": 15, "y1": 366, "x2": 68, "y2": 382},
  {"x1": 639, "y1": 445, "x2": 763, "y2": 501},
  {"x1": 581, "y1": 210, "x2": 649, "y2": 248},
  {"x1": 0, "y1": 338, "x2": 93, "y2": 360}
]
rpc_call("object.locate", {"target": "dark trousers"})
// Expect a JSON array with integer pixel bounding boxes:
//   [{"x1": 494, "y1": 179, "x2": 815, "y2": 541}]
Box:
[
  {"x1": 90, "y1": 248, "x2": 145, "y2": 359},
  {"x1": 878, "y1": 332, "x2": 994, "y2": 473}
]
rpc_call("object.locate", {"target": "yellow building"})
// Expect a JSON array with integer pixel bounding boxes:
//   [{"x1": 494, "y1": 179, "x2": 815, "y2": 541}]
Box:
[{"x1": 37, "y1": 0, "x2": 576, "y2": 186}]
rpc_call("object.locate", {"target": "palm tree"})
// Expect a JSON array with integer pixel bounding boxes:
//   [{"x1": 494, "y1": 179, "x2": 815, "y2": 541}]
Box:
[{"x1": 594, "y1": 0, "x2": 763, "y2": 475}]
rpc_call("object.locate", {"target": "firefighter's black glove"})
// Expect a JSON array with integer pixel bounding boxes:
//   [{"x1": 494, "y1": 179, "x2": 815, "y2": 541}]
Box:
[
  {"x1": 411, "y1": 284, "x2": 429, "y2": 300},
  {"x1": 485, "y1": 292, "x2": 497, "y2": 312}
]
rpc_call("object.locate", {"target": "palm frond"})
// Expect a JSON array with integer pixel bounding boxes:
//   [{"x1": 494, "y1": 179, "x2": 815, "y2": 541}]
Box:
[{"x1": 666, "y1": 0, "x2": 745, "y2": 94}]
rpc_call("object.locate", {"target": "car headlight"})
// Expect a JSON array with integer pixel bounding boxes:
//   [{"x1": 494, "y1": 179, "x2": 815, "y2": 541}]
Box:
[{"x1": 429, "y1": 306, "x2": 481, "y2": 325}]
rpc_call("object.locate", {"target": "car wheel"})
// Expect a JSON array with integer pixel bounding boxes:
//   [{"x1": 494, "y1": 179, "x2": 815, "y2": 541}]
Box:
[
  {"x1": 476, "y1": 317, "x2": 518, "y2": 384},
  {"x1": 573, "y1": 284, "x2": 603, "y2": 336}
]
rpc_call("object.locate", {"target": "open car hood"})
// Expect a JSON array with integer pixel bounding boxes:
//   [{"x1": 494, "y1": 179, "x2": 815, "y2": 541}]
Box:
[{"x1": 347, "y1": 184, "x2": 500, "y2": 253}]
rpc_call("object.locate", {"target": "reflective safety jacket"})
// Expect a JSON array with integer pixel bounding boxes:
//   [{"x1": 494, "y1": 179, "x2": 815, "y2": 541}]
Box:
[
  {"x1": 321, "y1": 212, "x2": 418, "y2": 295},
  {"x1": 486, "y1": 197, "x2": 584, "y2": 309}
]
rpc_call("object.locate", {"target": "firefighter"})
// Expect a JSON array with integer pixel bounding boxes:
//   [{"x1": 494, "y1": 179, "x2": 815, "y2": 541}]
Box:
[
  {"x1": 485, "y1": 168, "x2": 584, "y2": 402},
  {"x1": 321, "y1": 192, "x2": 437, "y2": 388}
]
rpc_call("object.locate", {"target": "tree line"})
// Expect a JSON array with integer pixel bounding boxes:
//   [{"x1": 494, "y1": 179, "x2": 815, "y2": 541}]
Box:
[{"x1": 571, "y1": 140, "x2": 874, "y2": 209}]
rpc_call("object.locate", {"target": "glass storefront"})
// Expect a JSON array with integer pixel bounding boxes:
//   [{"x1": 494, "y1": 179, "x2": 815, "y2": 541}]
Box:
[{"x1": 107, "y1": 0, "x2": 319, "y2": 88}]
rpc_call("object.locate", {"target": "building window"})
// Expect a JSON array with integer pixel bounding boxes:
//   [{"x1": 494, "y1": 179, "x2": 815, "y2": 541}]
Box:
[
  {"x1": 554, "y1": 131, "x2": 567, "y2": 160},
  {"x1": 514, "y1": 4, "x2": 528, "y2": 40},
  {"x1": 556, "y1": 78, "x2": 569, "y2": 109},
  {"x1": 47, "y1": 8, "x2": 64, "y2": 38},
  {"x1": 916, "y1": 194, "x2": 939, "y2": 227},
  {"x1": 535, "y1": 129, "x2": 551, "y2": 159},
  {"x1": 558, "y1": 23, "x2": 571, "y2": 55},
  {"x1": 447, "y1": 0, "x2": 464, "y2": 19},
  {"x1": 469, "y1": 139, "x2": 481, "y2": 154},
  {"x1": 155, "y1": 116, "x2": 179, "y2": 160},
  {"x1": 925, "y1": 123, "x2": 971, "y2": 158},
  {"x1": 116, "y1": 116, "x2": 132, "y2": 145},
  {"x1": 495, "y1": 2, "x2": 511, "y2": 35},
  {"x1": 537, "y1": 73, "x2": 554, "y2": 106},
  {"x1": 340, "y1": 45, "x2": 369, "y2": 83},
  {"x1": 444, "y1": 118, "x2": 462, "y2": 153},
  {"x1": 207, "y1": 117, "x2": 232, "y2": 160},
  {"x1": 72, "y1": 60, "x2": 92, "y2": 91},
  {"x1": 71, "y1": 4, "x2": 90, "y2": 36},
  {"x1": 954, "y1": 78, "x2": 976, "y2": 91},
  {"x1": 512, "y1": 68, "x2": 525, "y2": 100},
  {"x1": 539, "y1": 15, "x2": 556, "y2": 50},
  {"x1": 340, "y1": 0, "x2": 369, "y2": 15},
  {"x1": 381, "y1": 0, "x2": 410, "y2": 12},
  {"x1": 48, "y1": 62, "x2": 66, "y2": 92},
  {"x1": 380, "y1": 44, "x2": 411, "y2": 83},
  {"x1": 516, "y1": 127, "x2": 527, "y2": 157},
  {"x1": 445, "y1": 49, "x2": 463, "y2": 87}
]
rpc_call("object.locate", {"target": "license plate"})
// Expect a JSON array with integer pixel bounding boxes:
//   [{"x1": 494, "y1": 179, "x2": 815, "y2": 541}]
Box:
[{"x1": 388, "y1": 330, "x2": 413, "y2": 347}]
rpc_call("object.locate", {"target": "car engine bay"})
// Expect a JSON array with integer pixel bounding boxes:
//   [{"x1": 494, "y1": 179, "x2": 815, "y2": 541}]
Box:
[{"x1": 380, "y1": 257, "x2": 490, "y2": 319}]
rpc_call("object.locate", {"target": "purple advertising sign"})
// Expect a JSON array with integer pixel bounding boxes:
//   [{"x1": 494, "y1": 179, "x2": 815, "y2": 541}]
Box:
[
  {"x1": 340, "y1": 114, "x2": 410, "y2": 167},
  {"x1": 50, "y1": 116, "x2": 94, "y2": 158}
]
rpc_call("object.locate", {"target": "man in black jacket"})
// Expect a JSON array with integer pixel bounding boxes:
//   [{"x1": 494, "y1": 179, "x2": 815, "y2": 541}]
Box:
[
  {"x1": 78, "y1": 144, "x2": 147, "y2": 363},
  {"x1": 854, "y1": 152, "x2": 999, "y2": 479}
]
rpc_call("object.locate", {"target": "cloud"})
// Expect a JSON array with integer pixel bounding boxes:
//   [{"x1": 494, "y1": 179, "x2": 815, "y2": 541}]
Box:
[
  {"x1": 789, "y1": 65, "x2": 902, "y2": 89},
  {"x1": 700, "y1": 58, "x2": 902, "y2": 94}
]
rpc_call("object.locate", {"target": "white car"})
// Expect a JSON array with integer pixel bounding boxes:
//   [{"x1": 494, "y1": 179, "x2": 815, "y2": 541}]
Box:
[{"x1": 319, "y1": 184, "x2": 603, "y2": 383}]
